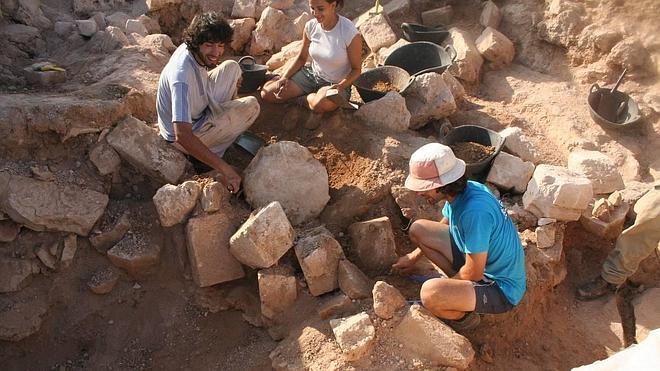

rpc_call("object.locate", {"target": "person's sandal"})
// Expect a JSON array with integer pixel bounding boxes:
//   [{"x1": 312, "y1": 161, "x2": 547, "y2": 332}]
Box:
[
  {"x1": 576, "y1": 276, "x2": 616, "y2": 301},
  {"x1": 445, "y1": 312, "x2": 481, "y2": 331}
]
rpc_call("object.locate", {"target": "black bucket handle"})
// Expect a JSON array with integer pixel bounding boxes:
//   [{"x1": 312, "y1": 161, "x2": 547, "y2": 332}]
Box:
[
  {"x1": 238, "y1": 56, "x2": 256, "y2": 70},
  {"x1": 445, "y1": 45, "x2": 457, "y2": 63}
]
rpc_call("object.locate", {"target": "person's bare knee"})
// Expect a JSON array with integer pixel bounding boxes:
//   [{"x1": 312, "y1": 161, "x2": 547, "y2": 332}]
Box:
[
  {"x1": 408, "y1": 220, "x2": 426, "y2": 244},
  {"x1": 420, "y1": 279, "x2": 448, "y2": 311}
]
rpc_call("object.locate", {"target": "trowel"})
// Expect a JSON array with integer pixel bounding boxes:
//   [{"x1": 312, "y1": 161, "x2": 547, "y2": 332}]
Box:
[{"x1": 233, "y1": 131, "x2": 265, "y2": 157}]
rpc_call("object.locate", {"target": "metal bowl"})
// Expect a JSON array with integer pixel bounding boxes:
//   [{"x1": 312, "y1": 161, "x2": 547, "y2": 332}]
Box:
[
  {"x1": 440, "y1": 125, "x2": 505, "y2": 178},
  {"x1": 384, "y1": 41, "x2": 457, "y2": 76},
  {"x1": 353, "y1": 65, "x2": 413, "y2": 103},
  {"x1": 587, "y1": 84, "x2": 642, "y2": 130}
]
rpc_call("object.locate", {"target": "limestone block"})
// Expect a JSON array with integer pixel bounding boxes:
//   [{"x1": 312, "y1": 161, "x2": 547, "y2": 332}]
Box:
[
  {"x1": 537, "y1": 0, "x2": 585, "y2": 48},
  {"x1": 445, "y1": 28, "x2": 483, "y2": 83},
  {"x1": 90, "y1": 143, "x2": 121, "y2": 175},
  {"x1": 476, "y1": 27, "x2": 515, "y2": 67},
  {"x1": 153, "y1": 181, "x2": 202, "y2": 227},
  {"x1": 606, "y1": 38, "x2": 654, "y2": 76},
  {"x1": 141, "y1": 34, "x2": 176, "y2": 54},
  {"x1": 228, "y1": 18, "x2": 256, "y2": 51},
  {"x1": 348, "y1": 217, "x2": 398, "y2": 275},
  {"x1": 0, "y1": 258, "x2": 35, "y2": 293},
  {"x1": 107, "y1": 234, "x2": 161, "y2": 275},
  {"x1": 480, "y1": 1, "x2": 501, "y2": 29},
  {"x1": 355, "y1": 91, "x2": 410, "y2": 132},
  {"x1": 421, "y1": 6, "x2": 453, "y2": 27},
  {"x1": 486, "y1": 152, "x2": 534, "y2": 194},
  {"x1": 358, "y1": 13, "x2": 397, "y2": 52},
  {"x1": 580, "y1": 201, "x2": 629, "y2": 240},
  {"x1": 232, "y1": 0, "x2": 258, "y2": 18},
  {"x1": 125, "y1": 19, "x2": 148, "y2": 36},
  {"x1": 76, "y1": 19, "x2": 97, "y2": 37},
  {"x1": 105, "y1": 26, "x2": 130, "y2": 47},
  {"x1": 106, "y1": 116, "x2": 188, "y2": 185},
  {"x1": 329, "y1": 312, "x2": 376, "y2": 361},
  {"x1": 535, "y1": 223, "x2": 556, "y2": 249},
  {"x1": 338, "y1": 260, "x2": 373, "y2": 300},
  {"x1": 87, "y1": 267, "x2": 119, "y2": 294},
  {"x1": 258, "y1": 265, "x2": 297, "y2": 319},
  {"x1": 499, "y1": 127, "x2": 540, "y2": 163},
  {"x1": 522, "y1": 165, "x2": 593, "y2": 221},
  {"x1": 293, "y1": 12, "x2": 313, "y2": 36},
  {"x1": 567, "y1": 150, "x2": 624, "y2": 195},
  {"x1": 229, "y1": 201, "x2": 295, "y2": 268},
  {"x1": 354, "y1": 0, "x2": 410, "y2": 28},
  {"x1": 442, "y1": 71, "x2": 465, "y2": 101},
  {"x1": 138, "y1": 14, "x2": 160, "y2": 34},
  {"x1": 186, "y1": 212, "x2": 245, "y2": 287},
  {"x1": 200, "y1": 181, "x2": 227, "y2": 213},
  {"x1": 12, "y1": 0, "x2": 51, "y2": 29},
  {"x1": 394, "y1": 305, "x2": 475, "y2": 368},
  {"x1": 0, "y1": 220, "x2": 20, "y2": 242},
  {"x1": 106, "y1": 12, "x2": 129, "y2": 30},
  {"x1": 146, "y1": 0, "x2": 183, "y2": 11},
  {"x1": 372, "y1": 281, "x2": 406, "y2": 319},
  {"x1": 405, "y1": 72, "x2": 457, "y2": 129},
  {"x1": 249, "y1": 7, "x2": 297, "y2": 56},
  {"x1": 0, "y1": 173, "x2": 108, "y2": 236},
  {"x1": 294, "y1": 226, "x2": 345, "y2": 296},
  {"x1": 54, "y1": 21, "x2": 74, "y2": 37},
  {"x1": 266, "y1": 40, "x2": 303, "y2": 70},
  {"x1": 318, "y1": 293, "x2": 356, "y2": 319},
  {"x1": 244, "y1": 141, "x2": 329, "y2": 225}
]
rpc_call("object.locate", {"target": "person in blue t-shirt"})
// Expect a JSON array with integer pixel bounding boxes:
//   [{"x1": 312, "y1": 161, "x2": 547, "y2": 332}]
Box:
[{"x1": 393, "y1": 143, "x2": 526, "y2": 330}]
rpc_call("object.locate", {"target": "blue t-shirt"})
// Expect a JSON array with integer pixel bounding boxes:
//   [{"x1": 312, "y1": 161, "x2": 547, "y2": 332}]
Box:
[{"x1": 442, "y1": 181, "x2": 526, "y2": 305}]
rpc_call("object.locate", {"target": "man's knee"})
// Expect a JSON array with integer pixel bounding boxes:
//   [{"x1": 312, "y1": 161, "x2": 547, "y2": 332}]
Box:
[
  {"x1": 408, "y1": 220, "x2": 428, "y2": 243},
  {"x1": 420, "y1": 279, "x2": 446, "y2": 309}
]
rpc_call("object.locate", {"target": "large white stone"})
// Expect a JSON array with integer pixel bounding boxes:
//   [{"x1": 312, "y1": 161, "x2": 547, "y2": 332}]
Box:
[
  {"x1": 486, "y1": 152, "x2": 535, "y2": 194},
  {"x1": 244, "y1": 141, "x2": 329, "y2": 225},
  {"x1": 294, "y1": 226, "x2": 345, "y2": 296},
  {"x1": 230, "y1": 201, "x2": 295, "y2": 269},
  {"x1": 476, "y1": 27, "x2": 515, "y2": 67},
  {"x1": 232, "y1": 0, "x2": 258, "y2": 18},
  {"x1": 358, "y1": 13, "x2": 397, "y2": 52},
  {"x1": 499, "y1": 126, "x2": 540, "y2": 163},
  {"x1": 0, "y1": 173, "x2": 108, "y2": 236},
  {"x1": 106, "y1": 116, "x2": 188, "y2": 185},
  {"x1": 355, "y1": 91, "x2": 410, "y2": 132},
  {"x1": 153, "y1": 181, "x2": 202, "y2": 227},
  {"x1": 567, "y1": 150, "x2": 624, "y2": 195},
  {"x1": 228, "y1": 18, "x2": 256, "y2": 52},
  {"x1": 444, "y1": 28, "x2": 483, "y2": 83},
  {"x1": 249, "y1": 7, "x2": 297, "y2": 56},
  {"x1": 372, "y1": 281, "x2": 406, "y2": 319},
  {"x1": 480, "y1": 1, "x2": 502, "y2": 29},
  {"x1": 405, "y1": 72, "x2": 457, "y2": 129},
  {"x1": 523, "y1": 164, "x2": 593, "y2": 221},
  {"x1": 329, "y1": 312, "x2": 376, "y2": 361},
  {"x1": 394, "y1": 305, "x2": 475, "y2": 368},
  {"x1": 266, "y1": 40, "x2": 303, "y2": 70}
]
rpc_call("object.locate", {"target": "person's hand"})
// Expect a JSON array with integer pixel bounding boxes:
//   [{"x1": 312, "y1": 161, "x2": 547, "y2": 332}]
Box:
[
  {"x1": 274, "y1": 77, "x2": 289, "y2": 98},
  {"x1": 392, "y1": 253, "x2": 418, "y2": 275},
  {"x1": 217, "y1": 164, "x2": 241, "y2": 194}
]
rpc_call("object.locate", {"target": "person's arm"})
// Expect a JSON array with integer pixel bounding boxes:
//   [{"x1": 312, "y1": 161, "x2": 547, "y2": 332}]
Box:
[
  {"x1": 453, "y1": 252, "x2": 487, "y2": 281},
  {"x1": 331, "y1": 34, "x2": 363, "y2": 91},
  {"x1": 277, "y1": 31, "x2": 311, "y2": 89},
  {"x1": 173, "y1": 122, "x2": 240, "y2": 192}
]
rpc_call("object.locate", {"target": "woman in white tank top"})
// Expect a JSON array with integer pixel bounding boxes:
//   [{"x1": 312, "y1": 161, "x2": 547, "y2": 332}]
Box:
[{"x1": 261, "y1": 0, "x2": 362, "y2": 114}]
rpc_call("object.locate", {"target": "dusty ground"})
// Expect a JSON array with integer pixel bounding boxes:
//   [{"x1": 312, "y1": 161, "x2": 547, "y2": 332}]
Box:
[{"x1": 1, "y1": 0, "x2": 659, "y2": 370}]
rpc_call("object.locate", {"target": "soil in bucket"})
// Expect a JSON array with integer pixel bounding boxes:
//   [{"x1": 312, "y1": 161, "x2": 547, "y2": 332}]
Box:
[
  {"x1": 371, "y1": 80, "x2": 399, "y2": 93},
  {"x1": 449, "y1": 141, "x2": 495, "y2": 164}
]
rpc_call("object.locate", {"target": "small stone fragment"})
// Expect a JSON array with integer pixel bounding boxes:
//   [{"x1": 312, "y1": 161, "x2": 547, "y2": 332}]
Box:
[
  {"x1": 318, "y1": 293, "x2": 356, "y2": 319},
  {"x1": 107, "y1": 234, "x2": 161, "y2": 275},
  {"x1": 35, "y1": 244, "x2": 57, "y2": 270},
  {"x1": 89, "y1": 212, "x2": 131, "y2": 252},
  {"x1": 372, "y1": 281, "x2": 407, "y2": 319},
  {"x1": 338, "y1": 260, "x2": 373, "y2": 300},
  {"x1": 153, "y1": 181, "x2": 202, "y2": 227},
  {"x1": 88, "y1": 267, "x2": 119, "y2": 294},
  {"x1": 329, "y1": 312, "x2": 376, "y2": 361},
  {"x1": 60, "y1": 234, "x2": 78, "y2": 268}
]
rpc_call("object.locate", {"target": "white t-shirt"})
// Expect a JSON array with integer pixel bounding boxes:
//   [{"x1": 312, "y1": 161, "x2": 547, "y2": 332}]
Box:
[{"x1": 305, "y1": 15, "x2": 359, "y2": 83}]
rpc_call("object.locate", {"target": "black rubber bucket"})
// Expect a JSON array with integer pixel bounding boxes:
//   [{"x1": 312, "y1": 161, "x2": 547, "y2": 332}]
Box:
[
  {"x1": 384, "y1": 41, "x2": 457, "y2": 76},
  {"x1": 401, "y1": 23, "x2": 450, "y2": 45},
  {"x1": 440, "y1": 125, "x2": 505, "y2": 178},
  {"x1": 587, "y1": 83, "x2": 642, "y2": 130},
  {"x1": 354, "y1": 65, "x2": 413, "y2": 103},
  {"x1": 238, "y1": 56, "x2": 268, "y2": 93}
]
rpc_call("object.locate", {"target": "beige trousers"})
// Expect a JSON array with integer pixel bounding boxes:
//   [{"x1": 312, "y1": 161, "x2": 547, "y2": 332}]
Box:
[
  {"x1": 176, "y1": 60, "x2": 260, "y2": 156},
  {"x1": 602, "y1": 187, "x2": 660, "y2": 285}
]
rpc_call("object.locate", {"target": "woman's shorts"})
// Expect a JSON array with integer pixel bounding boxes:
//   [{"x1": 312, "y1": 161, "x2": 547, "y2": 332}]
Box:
[{"x1": 290, "y1": 66, "x2": 351, "y2": 98}]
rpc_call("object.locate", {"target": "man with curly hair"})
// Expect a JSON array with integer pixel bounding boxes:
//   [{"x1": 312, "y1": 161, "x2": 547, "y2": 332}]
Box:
[{"x1": 157, "y1": 12, "x2": 260, "y2": 193}]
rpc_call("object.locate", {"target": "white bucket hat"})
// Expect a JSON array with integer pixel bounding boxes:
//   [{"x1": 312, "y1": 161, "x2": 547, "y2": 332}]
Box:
[{"x1": 404, "y1": 143, "x2": 466, "y2": 192}]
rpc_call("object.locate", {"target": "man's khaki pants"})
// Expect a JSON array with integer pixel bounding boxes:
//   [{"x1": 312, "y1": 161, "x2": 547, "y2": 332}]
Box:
[
  {"x1": 175, "y1": 60, "x2": 260, "y2": 156},
  {"x1": 602, "y1": 187, "x2": 660, "y2": 285}
]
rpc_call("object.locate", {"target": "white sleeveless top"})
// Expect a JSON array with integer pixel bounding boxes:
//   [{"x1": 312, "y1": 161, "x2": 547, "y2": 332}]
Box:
[{"x1": 305, "y1": 15, "x2": 359, "y2": 83}]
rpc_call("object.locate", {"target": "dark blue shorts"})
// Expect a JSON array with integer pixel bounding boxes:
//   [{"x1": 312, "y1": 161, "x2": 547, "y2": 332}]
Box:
[{"x1": 449, "y1": 234, "x2": 515, "y2": 314}]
